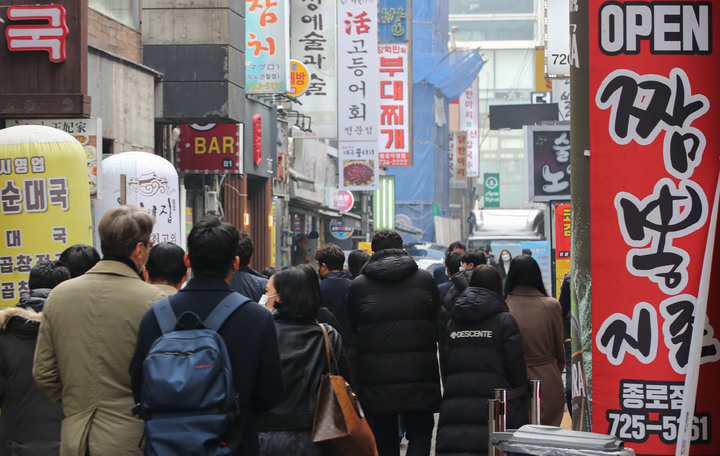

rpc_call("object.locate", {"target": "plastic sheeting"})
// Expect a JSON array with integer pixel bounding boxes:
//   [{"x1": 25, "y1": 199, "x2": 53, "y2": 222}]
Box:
[{"x1": 388, "y1": 0, "x2": 483, "y2": 242}]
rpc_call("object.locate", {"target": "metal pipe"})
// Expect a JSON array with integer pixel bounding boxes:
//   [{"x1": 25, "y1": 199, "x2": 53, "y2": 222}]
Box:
[
  {"x1": 488, "y1": 399, "x2": 503, "y2": 456},
  {"x1": 530, "y1": 380, "x2": 541, "y2": 424},
  {"x1": 494, "y1": 388, "x2": 507, "y2": 432}
]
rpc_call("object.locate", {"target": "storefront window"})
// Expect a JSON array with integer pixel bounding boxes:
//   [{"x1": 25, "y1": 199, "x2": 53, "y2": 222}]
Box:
[
  {"x1": 450, "y1": 0, "x2": 534, "y2": 15},
  {"x1": 89, "y1": 0, "x2": 140, "y2": 31}
]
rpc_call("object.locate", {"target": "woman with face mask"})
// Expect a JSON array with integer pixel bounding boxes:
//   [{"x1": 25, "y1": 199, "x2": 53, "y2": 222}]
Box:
[
  {"x1": 256, "y1": 266, "x2": 353, "y2": 456},
  {"x1": 494, "y1": 249, "x2": 513, "y2": 286}
]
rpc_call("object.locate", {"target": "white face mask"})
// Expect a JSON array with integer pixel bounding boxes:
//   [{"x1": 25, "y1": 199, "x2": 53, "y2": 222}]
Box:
[
  {"x1": 458, "y1": 266, "x2": 467, "y2": 272},
  {"x1": 258, "y1": 294, "x2": 278, "y2": 307},
  {"x1": 501, "y1": 254, "x2": 511, "y2": 262}
]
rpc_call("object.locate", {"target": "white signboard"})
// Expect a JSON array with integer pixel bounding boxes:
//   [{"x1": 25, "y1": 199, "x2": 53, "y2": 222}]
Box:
[
  {"x1": 552, "y1": 78, "x2": 571, "y2": 121},
  {"x1": 459, "y1": 78, "x2": 479, "y2": 178},
  {"x1": 545, "y1": 0, "x2": 570, "y2": 78},
  {"x1": 93, "y1": 152, "x2": 181, "y2": 253},
  {"x1": 338, "y1": 0, "x2": 378, "y2": 141},
  {"x1": 378, "y1": 43, "x2": 410, "y2": 167},
  {"x1": 339, "y1": 141, "x2": 379, "y2": 191},
  {"x1": 290, "y1": 0, "x2": 337, "y2": 139}
]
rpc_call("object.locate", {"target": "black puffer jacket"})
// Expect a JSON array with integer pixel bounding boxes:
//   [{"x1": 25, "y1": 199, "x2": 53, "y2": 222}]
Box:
[
  {"x1": 437, "y1": 270, "x2": 472, "y2": 344},
  {"x1": 256, "y1": 317, "x2": 350, "y2": 431},
  {"x1": 347, "y1": 249, "x2": 441, "y2": 415},
  {"x1": 0, "y1": 304, "x2": 64, "y2": 456},
  {"x1": 436, "y1": 287, "x2": 529, "y2": 456}
]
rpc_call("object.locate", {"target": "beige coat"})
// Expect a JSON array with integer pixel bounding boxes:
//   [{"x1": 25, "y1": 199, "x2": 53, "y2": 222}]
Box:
[
  {"x1": 33, "y1": 260, "x2": 167, "y2": 456},
  {"x1": 506, "y1": 285, "x2": 565, "y2": 426}
]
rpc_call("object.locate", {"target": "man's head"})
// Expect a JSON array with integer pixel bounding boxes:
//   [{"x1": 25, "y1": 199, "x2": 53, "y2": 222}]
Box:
[
  {"x1": 295, "y1": 234, "x2": 308, "y2": 250},
  {"x1": 447, "y1": 241, "x2": 466, "y2": 254},
  {"x1": 98, "y1": 205, "x2": 155, "y2": 270},
  {"x1": 347, "y1": 249, "x2": 370, "y2": 279},
  {"x1": 314, "y1": 243, "x2": 345, "y2": 278},
  {"x1": 29, "y1": 260, "x2": 71, "y2": 290},
  {"x1": 59, "y1": 244, "x2": 100, "y2": 278},
  {"x1": 371, "y1": 230, "x2": 403, "y2": 252},
  {"x1": 444, "y1": 251, "x2": 463, "y2": 277},
  {"x1": 461, "y1": 248, "x2": 487, "y2": 271},
  {"x1": 237, "y1": 231, "x2": 255, "y2": 266},
  {"x1": 186, "y1": 215, "x2": 240, "y2": 280},
  {"x1": 143, "y1": 242, "x2": 188, "y2": 290}
]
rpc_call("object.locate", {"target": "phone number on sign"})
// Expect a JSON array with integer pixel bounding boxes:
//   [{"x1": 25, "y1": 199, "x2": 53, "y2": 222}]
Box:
[
  {"x1": 247, "y1": 82, "x2": 285, "y2": 91},
  {"x1": 606, "y1": 411, "x2": 710, "y2": 444}
]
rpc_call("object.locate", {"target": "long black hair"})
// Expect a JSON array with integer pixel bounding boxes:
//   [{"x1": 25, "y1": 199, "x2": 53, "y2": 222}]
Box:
[
  {"x1": 272, "y1": 266, "x2": 320, "y2": 320},
  {"x1": 504, "y1": 254, "x2": 547, "y2": 297}
]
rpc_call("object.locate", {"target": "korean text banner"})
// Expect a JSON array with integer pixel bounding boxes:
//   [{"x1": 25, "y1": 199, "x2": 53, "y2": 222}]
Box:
[
  {"x1": 290, "y1": 0, "x2": 337, "y2": 139},
  {"x1": 459, "y1": 78, "x2": 479, "y2": 177},
  {"x1": 378, "y1": 43, "x2": 410, "y2": 167},
  {"x1": 525, "y1": 125, "x2": 571, "y2": 202},
  {"x1": 378, "y1": 0, "x2": 409, "y2": 43},
  {"x1": 175, "y1": 124, "x2": 242, "y2": 174},
  {"x1": 554, "y1": 203, "x2": 570, "y2": 294},
  {"x1": 0, "y1": 125, "x2": 92, "y2": 307},
  {"x1": 246, "y1": 0, "x2": 288, "y2": 93},
  {"x1": 588, "y1": 2, "x2": 719, "y2": 454},
  {"x1": 339, "y1": 141, "x2": 379, "y2": 191},
  {"x1": 338, "y1": 0, "x2": 378, "y2": 141}
]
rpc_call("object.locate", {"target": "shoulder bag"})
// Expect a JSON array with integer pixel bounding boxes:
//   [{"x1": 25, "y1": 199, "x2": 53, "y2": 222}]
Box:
[{"x1": 311, "y1": 324, "x2": 378, "y2": 456}]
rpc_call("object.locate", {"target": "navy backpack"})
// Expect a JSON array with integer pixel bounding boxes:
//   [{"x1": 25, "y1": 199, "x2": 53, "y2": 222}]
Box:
[{"x1": 137, "y1": 293, "x2": 249, "y2": 456}]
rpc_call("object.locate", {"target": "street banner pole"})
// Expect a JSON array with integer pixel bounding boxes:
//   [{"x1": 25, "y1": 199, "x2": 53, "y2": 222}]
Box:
[{"x1": 676, "y1": 169, "x2": 720, "y2": 456}]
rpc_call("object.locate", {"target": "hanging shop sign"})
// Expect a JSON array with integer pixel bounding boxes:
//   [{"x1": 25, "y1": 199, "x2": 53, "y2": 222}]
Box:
[
  {"x1": 5, "y1": 5, "x2": 69, "y2": 63},
  {"x1": 8, "y1": 118, "x2": 102, "y2": 199},
  {"x1": 175, "y1": 123, "x2": 243, "y2": 174},
  {"x1": 288, "y1": 59, "x2": 310, "y2": 96},
  {"x1": 378, "y1": 43, "x2": 410, "y2": 167},
  {"x1": 483, "y1": 173, "x2": 500, "y2": 208},
  {"x1": 378, "y1": 0, "x2": 409, "y2": 43},
  {"x1": 525, "y1": 125, "x2": 571, "y2": 202},
  {"x1": 245, "y1": 0, "x2": 288, "y2": 93},
  {"x1": 338, "y1": 0, "x2": 378, "y2": 141},
  {"x1": 449, "y1": 131, "x2": 467, "y2": 188},
  {"x1": 588, "y1": 2, "x2": 718, "y2": 454},
  {"x1": 0, "y1": 125, "x2": 92, "y2": 307},
  {"x1": 459, "y1": 78, "x2": 479, "y2": 177},
  {"x1": 93, "y1": 152, "x2": 181, "y2": 252},
  {"x1": 333, "y1": 189, "x2": 354, "y2": 212},
  {"x1": 554, "y1": 203, "x2": 571, "y2": 294},
  {"x1": 329, "y1": 219, "x2": 353, "y2": 240},
  {"x1": 290, "y1": 0, "x2": 337, "y2": 138},
  {"x1": 339, "y1": 141, "x2": 379, "y2": 191}
]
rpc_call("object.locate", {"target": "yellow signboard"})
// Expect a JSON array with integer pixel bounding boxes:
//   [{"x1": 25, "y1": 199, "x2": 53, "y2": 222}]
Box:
[
  {"x1": 0, "y1": 125, "x2": 93, "y2": 306},
  {"x1": 288, "y1": 59, "x2": 310, "y2": 96}
]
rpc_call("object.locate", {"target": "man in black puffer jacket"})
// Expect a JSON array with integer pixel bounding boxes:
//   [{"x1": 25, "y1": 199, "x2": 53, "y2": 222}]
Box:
[{"x1": 347, "y1": 230, "x2": 441, "y2": 456}]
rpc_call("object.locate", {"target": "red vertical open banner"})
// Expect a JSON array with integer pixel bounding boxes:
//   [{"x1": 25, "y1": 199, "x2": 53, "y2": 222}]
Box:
[{"x1": 589, "y1": 2, "x2": 720, "y2": 454}]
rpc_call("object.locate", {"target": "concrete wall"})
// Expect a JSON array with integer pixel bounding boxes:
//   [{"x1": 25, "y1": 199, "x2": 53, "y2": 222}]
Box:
[
  {"x1": 88, "y1": 50, "x2": 157, "y2": 152},
  {"x1": 142, "y1": 0, "x2": 246, "y2": 123}
]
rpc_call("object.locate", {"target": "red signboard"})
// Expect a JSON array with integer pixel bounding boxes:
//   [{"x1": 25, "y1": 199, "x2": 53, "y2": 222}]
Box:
[
  {"x1": 589, "y1": 2, "x2": 719, "y2": 454},
  {"x1": 6, "y1": 5, "x2": 69, "y2": 63},
  {"x1": 175, "y1": 124, "x2": 242, "y2": 174},
  {"x1": 253, "y1": 114, "x2": 262, "y2": 165}
]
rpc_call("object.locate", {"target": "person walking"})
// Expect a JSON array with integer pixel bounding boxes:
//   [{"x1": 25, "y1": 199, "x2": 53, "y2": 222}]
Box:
[
  {"x1": 347, "y1": 230, "x2": 441, "y2": 456},
  {"x1": 347, "y1": 249, "x2": 369, "y2": 280},
  {"x1": 142, "y1": 242, "x2": 188, "y2": 294},
  {"x1": 505, "y1": 254, "x2": 565, "y2": 426},
  {"x1": 257, "y1": 267, "x2": 352, "y2": 455},
  {"x1": 493, "y1": 249, "x2": 512, "y2": 286},
  {"x1": 229, "y1": 231, "x2": 268, "y2": 302},
  {"x1": 0, "y1": 261, "x2": 70, "y2": 455},
  {"x1": 436, "y1": 265, "x2": 529, "y2": 456},
  {"x1": 33, "y1": 205, "x2": 168, "y2": 456},
  {"x1": 130, "y1": 215, "x2": 284, "y2": 455}
]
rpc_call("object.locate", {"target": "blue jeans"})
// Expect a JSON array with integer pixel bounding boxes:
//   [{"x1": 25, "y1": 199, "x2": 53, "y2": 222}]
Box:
[{"x1": 369, "y1": 411, "x2": 435, "y2": 456}]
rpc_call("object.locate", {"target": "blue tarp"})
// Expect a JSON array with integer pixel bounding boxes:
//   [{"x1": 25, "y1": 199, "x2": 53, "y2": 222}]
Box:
[{"x1": 388, "y1": 0, "x2": 484, "y2": 242}]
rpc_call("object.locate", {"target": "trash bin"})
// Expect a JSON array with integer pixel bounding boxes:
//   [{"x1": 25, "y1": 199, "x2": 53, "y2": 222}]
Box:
[{"x1": 490, "y1": 425, "x2": 635, "y2": 456}]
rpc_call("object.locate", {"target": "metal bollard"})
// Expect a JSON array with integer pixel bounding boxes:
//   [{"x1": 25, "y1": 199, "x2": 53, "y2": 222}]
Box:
[
  {"x1": 488, "y1": 389, "x2": 507, "y2": 456},
  {"x1": 529, "y1": 379, "x2": 541, "y2": 425}
]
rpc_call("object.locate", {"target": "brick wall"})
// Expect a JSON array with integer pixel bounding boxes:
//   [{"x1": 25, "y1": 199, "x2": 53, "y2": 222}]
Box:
[{"x1": 88, "y1": 9, "x2": 142, "y2": 63}]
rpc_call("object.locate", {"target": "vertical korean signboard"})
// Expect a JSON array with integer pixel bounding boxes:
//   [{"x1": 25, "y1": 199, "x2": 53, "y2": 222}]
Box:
[
  {"x1": 378, "y1": 0, "x2": 411, "y2": 167},
  {"x1": 554, "y1": 202, "x2": 571, "y2": 293},
  {"x1": 338, "y1": 0, "x2": 378, "y2": 141},
  {"x1": 0, "y1": 125, "x2": 92, "y2": 307},
  {"x1": 291, "y1": 0, "x2": 337, "y2": 139},
  {"x1": 460, "y1": 78, "x2": 479, "y2": 177},
  {"x1": 246, "y1": 0, "x2": 289, "y2": 93},
  {"x1": 589, "y1": 2, "x2": 719, "y2": 454},
  {"x1": 449, "y1": 132, "x2": 468, "y2": 189},
  {"x1": 526, "y1": 125, "x2": 571, "y2": 202}
]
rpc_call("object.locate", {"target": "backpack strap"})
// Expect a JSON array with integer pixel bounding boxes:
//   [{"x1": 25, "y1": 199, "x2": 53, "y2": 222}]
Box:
[
  {"x1": 203, "y1": 292, "x2": 251, "y2": 332},
  {"x1": 152, "y1": 296, "x2": 177, "y2": 335}
]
